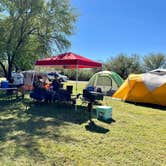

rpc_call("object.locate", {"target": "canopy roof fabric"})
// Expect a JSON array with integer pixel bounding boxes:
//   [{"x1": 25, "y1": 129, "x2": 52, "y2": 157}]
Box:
[{"x1": 35, "y1": 52, "x2": 102, "y2": 68}]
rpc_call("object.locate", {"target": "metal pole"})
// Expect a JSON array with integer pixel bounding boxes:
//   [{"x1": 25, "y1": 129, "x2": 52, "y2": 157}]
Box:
[
  {"x1": 87, "y1": 102, "x2": 93, "y2": 122},
  {"x1": 75, "y1": 64, "x2": 78, "y2": 110},
  {"x1": 32, "y1": 71, "x2": 35, "y2": 85},
  {"x1": 76, "y1": 64, "x2": 78, "y2": 95}
]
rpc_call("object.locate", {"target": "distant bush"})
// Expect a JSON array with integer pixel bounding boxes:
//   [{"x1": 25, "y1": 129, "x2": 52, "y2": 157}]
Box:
[
  {"x1": 143, "y1": 53, "x2": 166, "y2": 71},
  {"x1": 103, "y1": 53, "x2": 166, "y2": 79},
  {"x1": 104, "y1": 54, "x2": 143, "y2": 79},
  {"x1": 63, "y1": 69, "x2": 97, "y2": 81}
]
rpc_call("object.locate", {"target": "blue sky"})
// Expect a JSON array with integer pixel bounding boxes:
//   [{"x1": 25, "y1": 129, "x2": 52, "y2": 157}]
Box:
[{"x1": 69, "y1": 0, "x2": 166, "y2": 61}]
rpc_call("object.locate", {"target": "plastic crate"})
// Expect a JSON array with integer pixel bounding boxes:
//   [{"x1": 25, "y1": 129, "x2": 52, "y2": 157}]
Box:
[{"x1": 96, "y1": 106, "x2": 112, "y2": 121}]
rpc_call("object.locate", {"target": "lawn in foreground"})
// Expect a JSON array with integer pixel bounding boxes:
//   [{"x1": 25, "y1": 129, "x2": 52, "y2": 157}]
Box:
[{"x1": 0, "y1": 81, "x2": 166, "y2": 166}]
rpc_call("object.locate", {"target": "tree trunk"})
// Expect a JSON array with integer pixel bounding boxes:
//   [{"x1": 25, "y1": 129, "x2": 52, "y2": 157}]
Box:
[
  {"x1": 7, "y1": 61, "x2": 13, "y2": 83},
  {"x1": 0, "y1": 62, "x2": 7, "y2": 78}
]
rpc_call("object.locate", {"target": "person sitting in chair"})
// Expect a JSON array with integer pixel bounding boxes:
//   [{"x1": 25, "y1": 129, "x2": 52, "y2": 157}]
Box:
[
  {"x1": 52, "y1": 75, "x2": 61, "y2": 92},
  {"x1": 31, "y1": 76, "x2": 52, "y2": 102}
]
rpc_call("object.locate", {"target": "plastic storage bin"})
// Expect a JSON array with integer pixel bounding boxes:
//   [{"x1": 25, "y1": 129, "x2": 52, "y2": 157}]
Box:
[
  {"x1": 1, "y1": 80, "x2": 9, "y2": 88},
  {"x1": 96, "y1": 106, "x2": 112, "y2": 121}
]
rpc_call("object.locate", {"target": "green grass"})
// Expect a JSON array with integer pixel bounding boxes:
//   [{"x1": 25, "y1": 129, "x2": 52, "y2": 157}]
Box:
[{"x1": 0, "y1": 81, "x2": 166, "y2": 166}]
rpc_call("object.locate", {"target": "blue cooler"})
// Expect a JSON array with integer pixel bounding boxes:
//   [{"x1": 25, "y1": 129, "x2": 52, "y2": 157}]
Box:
[
  {"x1": 1, "y1": 80, "x2": 9, "y2": 88},
  {"x1": 96, "y1": 106, "x2": 112, "y2": 121}
]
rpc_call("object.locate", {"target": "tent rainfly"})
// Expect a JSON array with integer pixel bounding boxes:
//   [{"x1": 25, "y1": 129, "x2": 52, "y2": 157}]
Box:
[{"x1": 113, "y1": 69, "x2": 166, "y2": 106}]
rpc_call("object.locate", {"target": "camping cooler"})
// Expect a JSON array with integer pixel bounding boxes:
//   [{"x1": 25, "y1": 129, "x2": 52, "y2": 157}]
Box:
[
  {"x1": 96, "y1": 106, "x2": 112, "y2": 121},
  {"x1": 1, "y1": 80, "x2": 9, "y2": 88}
]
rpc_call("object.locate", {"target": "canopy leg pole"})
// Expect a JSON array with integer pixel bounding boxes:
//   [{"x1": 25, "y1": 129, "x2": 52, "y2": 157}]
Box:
[
  {"x1": 75, "y1": 65, "x2": 78, "y2": 111},
  {"x1": 32, "y1": 72, "x2": 35, "y2": 86}
]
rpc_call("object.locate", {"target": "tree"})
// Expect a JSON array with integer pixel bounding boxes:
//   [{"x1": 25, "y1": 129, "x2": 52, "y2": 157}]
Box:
[
  {"x1": 143, "y1": 53, "x2": 166, "y2": 71},
  {"x1": 104, "y1": 54, "x2": 142, "y2": 79},
  {"x1": 0, "y1": 0, "x2": 77, "y2": 81}
]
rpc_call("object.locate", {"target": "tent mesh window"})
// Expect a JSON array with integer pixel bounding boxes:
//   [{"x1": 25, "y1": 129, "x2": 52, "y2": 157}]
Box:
[{"x1": 96, "y1": 76, "x2": 112, "y2": 92}]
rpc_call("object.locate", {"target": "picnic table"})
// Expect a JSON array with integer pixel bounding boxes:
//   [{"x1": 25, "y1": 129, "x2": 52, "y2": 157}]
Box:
[{"x1": 0, "y1": 87, "x2": 19, "y2": 103}]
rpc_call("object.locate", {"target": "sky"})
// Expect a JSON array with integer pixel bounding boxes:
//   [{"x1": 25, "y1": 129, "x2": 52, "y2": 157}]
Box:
[{"x1": 69, "y1": 0, "x2": 166, "y2": 61}]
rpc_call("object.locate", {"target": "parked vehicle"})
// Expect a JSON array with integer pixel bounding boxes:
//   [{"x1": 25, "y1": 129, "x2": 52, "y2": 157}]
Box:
[{"x1": 47, "y1": 72, "x2": 68, "y2": 82}]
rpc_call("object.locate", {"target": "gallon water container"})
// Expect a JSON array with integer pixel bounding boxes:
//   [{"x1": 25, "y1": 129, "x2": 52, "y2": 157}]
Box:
[
  {"x1": 96, "y1": 106, "x2": 112, "y2": 121},
  {"x1": 1, "y1": 80, "x2": 9, "y2": 88}
]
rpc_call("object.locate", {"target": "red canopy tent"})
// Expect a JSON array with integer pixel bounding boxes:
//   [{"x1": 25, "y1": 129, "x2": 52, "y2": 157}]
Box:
[
  {"x1": 35, "y1": 52, "x2": 102, "y2": 68},
  {"x1": 35, "y1": 52, "x2": 102, "y2": 97}
]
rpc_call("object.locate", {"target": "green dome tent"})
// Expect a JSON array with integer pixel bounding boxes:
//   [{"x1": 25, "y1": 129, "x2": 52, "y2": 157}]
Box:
[{"x1": 87, "y1": 71, "x2": 124, "y2": 96}]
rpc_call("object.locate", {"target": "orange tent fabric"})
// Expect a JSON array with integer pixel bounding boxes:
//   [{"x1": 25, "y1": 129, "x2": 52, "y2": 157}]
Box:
[{"x1": 113, "y1": 69, "x2": 166, "y2": 106}]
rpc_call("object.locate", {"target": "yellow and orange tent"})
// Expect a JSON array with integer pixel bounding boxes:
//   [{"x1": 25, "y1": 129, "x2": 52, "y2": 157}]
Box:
[{"x1": 113, "y1": 69, "x2": 166, "y2": 106}]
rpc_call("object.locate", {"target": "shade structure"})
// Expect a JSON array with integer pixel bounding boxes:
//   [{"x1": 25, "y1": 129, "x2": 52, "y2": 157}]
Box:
[
  {"x1": 35, "y1": 52, "x2": 102, "y2": 110},
  {"x1": 35, "y1": 52, "x2": 102, "y2": 68}
]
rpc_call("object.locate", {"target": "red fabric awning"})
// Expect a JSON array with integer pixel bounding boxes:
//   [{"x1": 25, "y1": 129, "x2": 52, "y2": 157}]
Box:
[{"x1": 35, "y1": 52, "x2": 102, "y2": 68}]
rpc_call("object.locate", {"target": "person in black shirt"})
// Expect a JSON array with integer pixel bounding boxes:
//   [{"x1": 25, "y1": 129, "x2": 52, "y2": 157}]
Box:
[{"x1": 52, "y1": 75, "x2": 61, "y2": 92}]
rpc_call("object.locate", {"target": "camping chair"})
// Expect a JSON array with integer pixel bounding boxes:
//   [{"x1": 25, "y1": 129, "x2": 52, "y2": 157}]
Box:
[{"x1": 52, "y1": 85, "x2": 77, "y2": 104}]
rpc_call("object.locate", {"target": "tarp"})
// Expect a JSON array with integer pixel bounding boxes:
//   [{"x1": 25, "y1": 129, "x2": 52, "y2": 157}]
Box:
[
  {"x1": 35, "y1": 52, "x2": 102, "y2": 68},
  {"x1": 113, "y1": 69, "x2": 166, "y2": 106},
  {"x1": 21, "y1": 70, "x2": 48, "y2": 90}
]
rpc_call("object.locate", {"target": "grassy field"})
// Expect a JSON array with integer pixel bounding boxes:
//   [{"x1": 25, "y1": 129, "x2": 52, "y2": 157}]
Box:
[{"x1": 0, "y1": 81, "x2": 166, "y2": 166}]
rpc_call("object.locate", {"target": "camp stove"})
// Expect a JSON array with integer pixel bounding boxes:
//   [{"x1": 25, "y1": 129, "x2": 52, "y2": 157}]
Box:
[{"x1": 83, "y1": 89, "x2": 104, "y2": 122}]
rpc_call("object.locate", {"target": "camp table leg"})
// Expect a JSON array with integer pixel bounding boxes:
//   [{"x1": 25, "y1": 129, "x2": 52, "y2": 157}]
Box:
[{"x1": 87, "y1": 102, "x2": 93, "y2": 122}]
